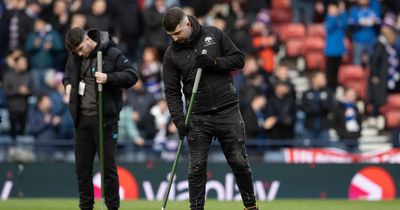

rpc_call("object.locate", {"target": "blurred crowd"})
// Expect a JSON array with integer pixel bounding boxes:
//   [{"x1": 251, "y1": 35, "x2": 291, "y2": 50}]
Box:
[{"x1": 0, "y1": 0, "x2": 400, "y2": 156}]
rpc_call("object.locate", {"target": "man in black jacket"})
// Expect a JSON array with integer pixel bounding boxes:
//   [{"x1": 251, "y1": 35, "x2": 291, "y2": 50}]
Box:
[
  {"x1": 63, "y1": 27, "x2": 139, "y2": 210},
  {"x1": 162, "y1": 7, "x2": 258, "y2": 210}
]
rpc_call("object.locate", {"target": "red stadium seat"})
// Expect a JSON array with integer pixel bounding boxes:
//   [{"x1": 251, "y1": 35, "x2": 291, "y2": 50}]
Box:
[
  {"x1": 270, "y1": 23, "x2": 283, "y2": 34},
  {"x1": 385, "y1": 94, "x2": 400, "y2": 109},
  {"x1": 271, "y1": 0, "x2": 291, "y2": 9},
  {"x1": 307, "y1": 24, "x2": 326, "y2": 38},
  {"x1": 305, "y1": 52, "x2": 325, "y2": 70},
  {"x1": 304, "y1": 37, "x2": 325, "y2": 52},
  {"x1": 380, "y1": 94, "x2": 400, "y2": 114},
  {"x1": 338, "y1": 65, "x2": 367, "y2": 99},
  {"x1": 338, "y1": 65, "x2": 364, "y2": 84},
  {"x1": 286, "y1": 39, "x2": 304, "y2": 57},
  {"x1": 385, "y1": 110, "x2": 400, "y2": 129},
  {"x1": 279, "y1": 23, "x2": 306, "y2": 42},
  {"x1": 269, "y1": 9, "x2": 292, "y2": 24}
]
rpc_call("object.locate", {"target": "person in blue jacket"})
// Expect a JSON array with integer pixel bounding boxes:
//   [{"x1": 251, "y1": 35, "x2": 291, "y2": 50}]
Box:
[
  {"x1": 325, "y1": 0, "x2": 347, "y2": 91},
  {"x1": 348, "y1": 0, "x2": 381, "y2": 65}
]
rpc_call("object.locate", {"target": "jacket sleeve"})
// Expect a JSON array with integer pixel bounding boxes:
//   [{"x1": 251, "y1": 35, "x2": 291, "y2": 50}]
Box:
[
  {"x1": 321, "y1": 90, "x2": 335, "y2": 112},
  {"x1": 162, "y1": 52, "x2": 185, "y2": 127},
  {"x1": 62, "y1": 54, "x2": 72, "y2": 87},
  {"x1": 2, "y1": 72, "x2": 17, "y2": 97},
  {"x1": 331, "y1": 104, "x2": 347, "y2": 138},
  {"x1": 370, "y1": 42, "x2": 383, "y2": 76},
  {"x1": 213, "y1": 28, "x2": 245, "y2": 72},
  {"x1": 106, "y1": 49, "x2": 139, "y2": 88},
  {"x1": 301, "y1": 91, "x2": 318, "y2": 114}
]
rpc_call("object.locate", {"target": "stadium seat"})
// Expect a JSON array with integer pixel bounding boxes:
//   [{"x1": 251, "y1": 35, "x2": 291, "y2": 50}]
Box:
[
  {"x1": 338, "y1": 65, "x2": 364, "y2": 84},
  {"x1": 380, "y1": 94, "x2": 400, "y2": 114},
  {"x1": 279, "y1": 23, "x2": 305, "y2": 42},
  {"x1": 286, "y1": 39, "x2": 304, "y2": 57},
  {"x1": 385, "y1": 94, "x2": 400, "y2": 109},
  {"x1": 307, "y1": 24, "x2": 326, "y2": 38},
  {"x1": 269, "y1": 8, "x2": 292, "y2": 24},
  {"x1": 271, "y1": 0, "x2": 291, "y2": 9},
  {"x1": 338, "y1": 65, "x2": 367, "y2": 99},
  {"x1": 270, "y1": 23, "x2": 282, "y2": 34},
  {"x1": 304, "y1": 37, "x2": 325, "y2": 52},
  {"x1": 305, "y1": 52, "x2": 325, "y2": 70},
  {"x1": 385, "y1": 110, "x2": 400, "y2": 129}
]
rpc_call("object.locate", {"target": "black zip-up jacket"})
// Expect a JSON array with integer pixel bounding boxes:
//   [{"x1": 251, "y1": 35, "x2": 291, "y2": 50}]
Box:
[
  {"x1": 63, "y1": 29, "x2": 139, "y2": 127},
  {"x1": 163, "y1": 16, "x2": 245, "y2": 127}
]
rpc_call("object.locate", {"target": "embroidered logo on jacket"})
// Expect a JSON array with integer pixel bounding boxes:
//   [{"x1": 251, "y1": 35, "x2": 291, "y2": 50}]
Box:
[{"x1": 204, "y1": 36, "x2": 216, "y2": 47}]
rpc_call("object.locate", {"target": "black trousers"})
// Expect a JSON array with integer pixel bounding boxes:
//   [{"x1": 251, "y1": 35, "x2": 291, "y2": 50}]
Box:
[
  {"x1": 75, "y1": 115, "x2": 119, "y2": 210},
  {"x1": 326, "y1": 56, "x2": 342, "y2": 91},
  {"x1": 9, "y1": 110, "x2": 27, "y2": 139},
  {"x1": 187, "y1": 105, "x2": 256, "y2": 210}
]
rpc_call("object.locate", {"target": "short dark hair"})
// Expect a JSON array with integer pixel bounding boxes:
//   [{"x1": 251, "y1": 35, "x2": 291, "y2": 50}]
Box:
[
  {"x1": 162, "y1": 7, "x2": 186, "y2": 32},
  {"x1": 65, "y1": 27, "x2": 85, "y2": 52}
]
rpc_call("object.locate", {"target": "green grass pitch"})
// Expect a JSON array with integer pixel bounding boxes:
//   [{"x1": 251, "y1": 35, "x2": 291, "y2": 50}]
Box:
[{"x1": 0, "y1": 199, "x2": 398, "y2": 210}]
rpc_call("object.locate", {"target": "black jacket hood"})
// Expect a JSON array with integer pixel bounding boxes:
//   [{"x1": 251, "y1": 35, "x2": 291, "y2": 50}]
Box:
[
  {"x1": 172, "y1": 15, "x2": 202, "y2": 51},
  {"x1": 87, "y1": 29, "x2": 116, "y2": 57}
]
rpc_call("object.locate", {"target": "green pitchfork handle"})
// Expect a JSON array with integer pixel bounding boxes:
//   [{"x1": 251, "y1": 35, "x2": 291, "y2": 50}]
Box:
[
  {"x1": 97, "y1": 51, "x2": 105, "y2": 210},
  {"x1": 161, "y1": 49, "x2": 207, "y2": 210}
]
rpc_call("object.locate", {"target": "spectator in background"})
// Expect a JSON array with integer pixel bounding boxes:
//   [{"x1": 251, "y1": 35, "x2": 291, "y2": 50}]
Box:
[
  {"x1": 2, "y1": 54, "x2": 31, "y2": 140},
  {"x1": 212, "y1": 12, "x2": 227, "y2": 31},
  {"x1": 109, "y1": 0, "x2": 143, "y2": 62},
  {"x1": 28, "y1": 94, "x2": 60, "y2": 140},
  {"x1": 301, "y1": 72, "x2": 335, "y2": 146},
  {"x1": 44, "y1": 0, "x2": 71, "y2": 71},
  {"x1": 25, "y1": 0, "x2": 42, "y2": 19},
  {"x1": 1, "y1": 49, "x2": 23, "y2": 80},
  {"x1": 25, "y1": 16, "x2": 63, "y2": 93},
  {"x1": 324, "y1": 0, "x2": 347, "y2": 91},
  {"x1": 69, "y1": 0, "x2": 85, "y2": 13},
  {"x1": 44, "y1": 69, "x2": 63, "y2": 115},
  {"x1": 237, "y1": 55, "x2": 269, "y2": 108},
  {"x1": 42, "y1": 70, "x2": 73, "y2": 139},
  {"x1": 143, "y1": 0, "x2": 170, "y2": 59},
  {"x1": 241, "y1": 93, "x2": 268, "y2": 140},
  {"x1": 367, "y1": 21, "x2": 400, "y2": 125},
  {"x1": 348, "y1": 0, "x2": 381, "y2": 65},
  {"x1": 47, "y1": 0, "x2": 70, "y2": 36},
  {"x1": 86, "y1": 0, "x2": 114, "y2": 36},
  {"x1": 69, "y1": 12, "x2": 87, "y2": 29},
  {"x1": 235, "y1": 55, "x2": 261, "y2": 96},
  {"x1": 126, "y1": 80, "x2": 157, "y2": 138},
  {"x1": 332, "y1": 88, "x2": 361, "y2": 152},
  {"x1": 250, "y1": 9, "x2": 279, "y2": 75},
  {"x1": 0, "y1": 0, "x2": 33, "y2": 57},
  {"x1": 225, "y1": 0, "x2": 255, "y2": 54},
  {"x1": 291, "y1": 0, "x2": 316, "y2": 25},
  {"x1": 56, "y1": 76, "x2": 73, "y2": 139},
  {"x1": 144, "y1": 0, "x2": 181, "y2": 9},
  {"x1": 146, "y1": 98, "x2": 172, "y2": 154},
  {"x1": 268, "y1": 64, "x2": 295, "y2": 99},
  {"x1": 139, "y1": 47, "x2": 163, "y2": 99},
  {"x1": 264, "y1": 82, "x2": 296, "y2": 142},
  {"x1": 119, "y1": 90, "x2": 145, "y2": 147}
]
